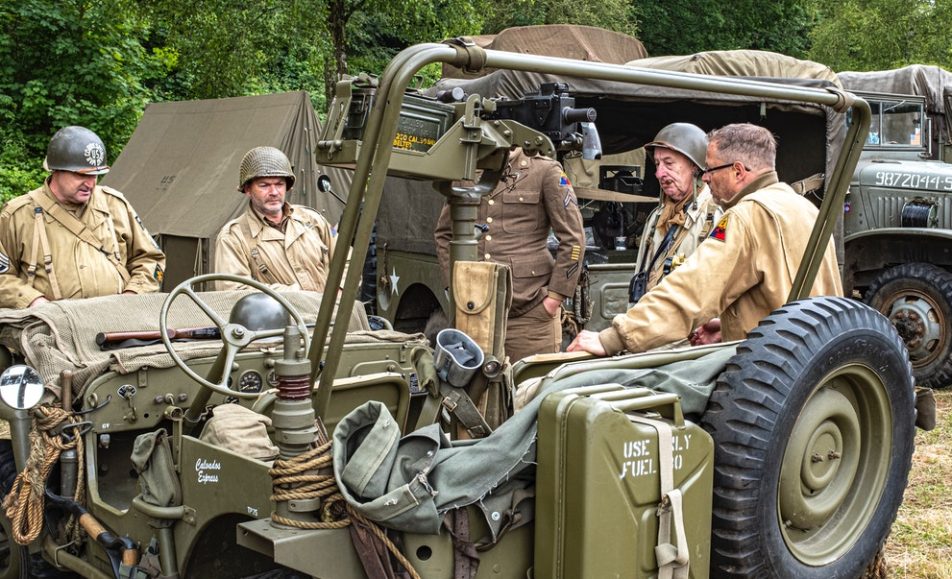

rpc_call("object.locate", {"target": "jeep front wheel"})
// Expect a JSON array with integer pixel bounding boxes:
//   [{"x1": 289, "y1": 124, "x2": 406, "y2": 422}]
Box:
[
  {"x1": 701, "y1": 297, "x2": 915, "y2": 578},
  {"x1": 865, "y1": 262, "x2": 952, "y2": 388}
]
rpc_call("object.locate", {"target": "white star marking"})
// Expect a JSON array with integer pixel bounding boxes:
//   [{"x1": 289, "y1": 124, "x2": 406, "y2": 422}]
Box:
[{"x1": 389, "y1": 268, "x2": 400, "y2": 295}]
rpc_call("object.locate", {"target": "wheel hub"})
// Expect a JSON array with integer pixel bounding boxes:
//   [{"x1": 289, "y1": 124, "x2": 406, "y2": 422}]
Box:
[
  {"x1": 780, "y1": 388, "x2": 860, "y2": 531},
  {"x1": 887, "y1": 294, "x2": 942, "y2": 362}
]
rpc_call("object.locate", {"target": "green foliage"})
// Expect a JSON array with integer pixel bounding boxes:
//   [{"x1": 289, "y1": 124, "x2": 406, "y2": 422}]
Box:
[
  {"x1": 809, "y1": 0, "x2": 952, "y2": 70},
  {"x1": 0, "y1": 0, "x2": 163, "y2": 199},
  {"x1": 633, "y1": 0, "x2": 815, "y2": 57},
  {"x1": 481, "y1": 0, "x2": 637, "y2": 36}
]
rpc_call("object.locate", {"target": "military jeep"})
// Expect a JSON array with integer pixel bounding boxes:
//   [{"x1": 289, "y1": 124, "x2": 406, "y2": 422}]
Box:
[
  {"x1": 0, "y1": 43, "x2": 916, "y2": 579},
  {"x1": 838, "y1": 65, "x2": 952, "y2": 388}
]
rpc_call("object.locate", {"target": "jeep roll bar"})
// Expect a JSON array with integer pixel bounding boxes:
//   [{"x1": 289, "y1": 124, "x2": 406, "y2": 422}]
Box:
[{"x1": 308, "y1": 41, "x2": 871, "y2": 418}]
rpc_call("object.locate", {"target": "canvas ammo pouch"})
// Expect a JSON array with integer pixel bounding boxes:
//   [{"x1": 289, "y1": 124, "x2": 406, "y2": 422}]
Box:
[
  {"x1": 130, "y1": 429, "x2": 181, "y2": 508},
  {"x1": 452, "y1": 261, "x2": 512, "y2": 358}
]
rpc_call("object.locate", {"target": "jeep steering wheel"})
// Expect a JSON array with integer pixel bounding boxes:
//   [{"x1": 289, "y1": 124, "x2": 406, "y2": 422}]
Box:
[{"x1": 160, "y1": 273, "x2": 310, "y2": 399}]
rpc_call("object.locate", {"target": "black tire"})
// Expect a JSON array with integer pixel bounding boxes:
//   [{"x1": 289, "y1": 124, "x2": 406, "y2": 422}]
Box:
[
  {"x1": 701, "y1": 297, "x2": 915, "y2": 578},
  {"x1": 865, "y1": 262, "x2": 952, "y2": 389}
]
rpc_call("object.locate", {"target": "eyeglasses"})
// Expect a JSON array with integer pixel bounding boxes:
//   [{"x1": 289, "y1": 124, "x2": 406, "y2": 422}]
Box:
[{"x1": 701, "y1": 162, "x2": 749, "y2": 177}]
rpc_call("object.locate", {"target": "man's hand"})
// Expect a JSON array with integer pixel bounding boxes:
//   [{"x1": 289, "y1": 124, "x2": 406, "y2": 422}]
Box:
[
  {"x1": 690, "y1": 318, "x2": 722, "y2": 346},
  {"x1": 29, "y1": 296, "x2": 50, "y2": 307},
  {"x1": 567, "y1": 330, "x2": 607, "y2": 356},
  {"x1": 542, "y1": 296, "x2": 562, "y2": 317}
]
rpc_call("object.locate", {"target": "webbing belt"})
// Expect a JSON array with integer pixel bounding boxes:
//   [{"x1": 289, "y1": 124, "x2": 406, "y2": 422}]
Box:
[
  {"x1": 29, "y1": 207, "x2": 62, "y2": 300},
  {"x1": 627, "y1": 414, "x2": 690, "y2": 579}
]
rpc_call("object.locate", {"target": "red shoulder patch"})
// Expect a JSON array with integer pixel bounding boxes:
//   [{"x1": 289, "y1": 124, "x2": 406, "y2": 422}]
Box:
[
  {"x1": 559, "y1": 171, "x2": 571, "y2": 187},
  {"x1": 709, "y1": 214, "x2": 729, "y2": 242}
]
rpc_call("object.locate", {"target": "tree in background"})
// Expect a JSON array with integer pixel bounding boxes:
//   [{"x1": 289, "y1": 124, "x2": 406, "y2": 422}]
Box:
[
  {"x1": 0, "y1": 0, "x2": 165, "y2": 200},
  {"x1": 632, "y1": 0, "x2": 814, "y2": 58},
  {"x1": 480, "y1": 0, "x2": 637, "y2": 36},
  {"x1": 5, "y1": 0, "x2": 952, "y2": 202},
  {"x1": 809, "y1": 0, "x2": 952, "y2": 71}
]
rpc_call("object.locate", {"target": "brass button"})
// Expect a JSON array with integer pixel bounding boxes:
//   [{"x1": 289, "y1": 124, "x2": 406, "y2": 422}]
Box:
[
  {"x1": 485, "y1": 234, "x2": 492, "y2": 241},
  {"x1": 486, "y1": 217, "x2": 493, "y2": 223},
  {"x1": 484, "y1": 253, "x2": 491, "y2": 259},
  {"x1": 519, "y1": 196, "x2": 524, "y2": 201},
  {"x1": 531, "y1": 270, "x2": 536, "y2": 275},
  {"x1": 488, "y1": 199, "x2": 495, "y2": 206}
]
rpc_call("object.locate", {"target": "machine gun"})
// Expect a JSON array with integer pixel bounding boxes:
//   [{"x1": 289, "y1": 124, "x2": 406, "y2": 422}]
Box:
[{"x1": 316, "y1": 76, "x2": 601, "y2": 181}]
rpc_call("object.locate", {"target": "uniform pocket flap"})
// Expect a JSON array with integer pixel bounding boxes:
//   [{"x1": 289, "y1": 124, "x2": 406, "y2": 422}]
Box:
[
  {"x1": 509, "y1": 254, "x2": 553, "y2": 279},
  {"x1": 502, "y1": 189, "x2": 541, "y2": 204}
]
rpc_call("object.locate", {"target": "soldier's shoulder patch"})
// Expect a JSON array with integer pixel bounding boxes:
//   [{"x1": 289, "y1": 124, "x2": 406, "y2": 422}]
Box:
[
  {"x1": 709, "y1": 214, "x2": 730, "y2": 242},
  {"x1": 559, "y1": 171, "x2": 572, "y2": 187}
]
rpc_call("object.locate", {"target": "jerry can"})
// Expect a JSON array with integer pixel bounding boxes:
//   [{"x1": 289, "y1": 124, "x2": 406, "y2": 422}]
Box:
[{"x1": 534, "y1": 384, "x2": 714, "y2": 578}]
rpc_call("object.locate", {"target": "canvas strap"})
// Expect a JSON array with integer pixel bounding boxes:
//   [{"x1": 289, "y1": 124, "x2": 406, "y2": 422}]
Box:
[
  {"x1": 30, "y1": 207, "x2": 62, "y2": 300},
  {"x1": 628, "y1": 414, "x2": 689, "y2": 579},
  {"x1": 33, "y1": 191, "x2": 130, "y2": 284}
]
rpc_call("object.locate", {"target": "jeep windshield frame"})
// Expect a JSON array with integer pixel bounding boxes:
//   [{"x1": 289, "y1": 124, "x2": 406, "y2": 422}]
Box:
[{"x1": 308, "y1": 43, "x2": 871, "y2": 416}]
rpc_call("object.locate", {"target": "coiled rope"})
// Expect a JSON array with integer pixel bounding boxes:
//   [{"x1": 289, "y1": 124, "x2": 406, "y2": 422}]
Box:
[
  {"x1": 269, "y1": 441, "x2": 420, "y2": 579},
  {"x1": 2, "y1": 405, "x2": 85, "y2": 545}
]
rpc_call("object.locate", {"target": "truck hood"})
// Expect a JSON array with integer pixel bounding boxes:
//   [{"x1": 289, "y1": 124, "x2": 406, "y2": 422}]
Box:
[{"x1": 855, "y1": 158, "x2": 952, "y2": 193}]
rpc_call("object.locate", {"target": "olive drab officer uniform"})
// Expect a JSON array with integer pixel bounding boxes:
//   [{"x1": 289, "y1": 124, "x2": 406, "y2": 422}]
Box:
[
  {"x1": 435, "y1": 148, "x2": 585, "y2": 362},
  {"x1": 0, "y1": 126, "x2": 165, "y2": 310},
  {"x1": 214, "y1": 204, "x2": 338, "y2": 292},
  {"x1": 598, "y1": 171, "x2": 842, "y2": 355},
  {"x1": 635, "y1": 185, "x2": 720, "y2": 290}
]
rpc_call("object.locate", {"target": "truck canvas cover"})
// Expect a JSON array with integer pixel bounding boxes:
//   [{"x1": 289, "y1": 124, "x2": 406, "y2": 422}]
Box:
[{"x1": 839, "y1": 65, "x2": 952, "y2": 153}]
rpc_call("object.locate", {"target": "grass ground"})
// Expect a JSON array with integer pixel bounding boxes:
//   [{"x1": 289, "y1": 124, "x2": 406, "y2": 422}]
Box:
[{"x1": 885, "y1": 389, "x2": 952, "y2": 578}]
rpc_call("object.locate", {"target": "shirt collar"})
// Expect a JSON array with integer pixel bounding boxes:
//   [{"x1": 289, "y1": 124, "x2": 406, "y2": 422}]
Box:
[{"x1": 724, "y1": 170, "x2": 778, "y2": 209}]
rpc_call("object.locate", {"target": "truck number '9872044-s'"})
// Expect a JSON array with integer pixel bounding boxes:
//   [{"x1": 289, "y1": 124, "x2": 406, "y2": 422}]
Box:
[{"x1": 875, "y1": 170, "x2": 952, "y2": 191}]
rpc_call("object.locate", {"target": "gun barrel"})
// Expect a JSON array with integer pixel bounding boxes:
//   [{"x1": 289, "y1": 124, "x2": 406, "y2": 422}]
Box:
[{"x1": 95, "y1": 327, "x2": 221, "y2": 347}]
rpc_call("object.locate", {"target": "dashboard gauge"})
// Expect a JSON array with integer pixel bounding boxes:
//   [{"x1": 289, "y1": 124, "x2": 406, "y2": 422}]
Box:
[{"x1": 237, "y1": 370, "x2": 263, "y2": 393}]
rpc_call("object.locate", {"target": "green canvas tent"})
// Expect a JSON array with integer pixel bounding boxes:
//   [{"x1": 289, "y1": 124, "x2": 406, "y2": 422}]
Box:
[{"x1": 102, "y1": 91, "x2": 349, "y2": 289}]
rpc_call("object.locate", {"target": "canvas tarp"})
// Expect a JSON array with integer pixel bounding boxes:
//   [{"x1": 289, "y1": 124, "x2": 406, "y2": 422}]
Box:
[
  {"x1": 434, "y1": 49, "x2": 845, "y2": 186},
  {"x1": 839, "y1": 65, "x2": 952, "y2": 150},
  {"x1": 441, "y1": 24, "x2": 648, "y2": 80},
  {"x1": 382, "y1": 49, "x2": 847, "y2": 259},
  {"x1": 102, "y1": 91, "x2": 353, "y2": 289}
]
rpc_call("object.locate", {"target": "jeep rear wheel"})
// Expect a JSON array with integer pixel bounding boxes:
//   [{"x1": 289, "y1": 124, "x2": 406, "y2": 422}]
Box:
[
  {"x1": 701, "y1": 297, "x2": 915, "y2": 578},
  {"x1": 865, "y1": 262, "x2": 952, "y2": 388}
]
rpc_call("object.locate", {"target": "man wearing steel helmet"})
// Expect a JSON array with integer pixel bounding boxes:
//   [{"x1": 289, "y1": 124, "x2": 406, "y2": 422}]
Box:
[
  {"x1": 214, "y1": 146, "x2": 340, "y2": 292},
  {"x1": 630, "y1": 123, "x2": 721, "y2": 303},
  {"x1": 568, "y1": 123, "x2": 842, "y2": 356},
  {"x1": 0, "y1": 126, "x2": 166, "y2": 309}
]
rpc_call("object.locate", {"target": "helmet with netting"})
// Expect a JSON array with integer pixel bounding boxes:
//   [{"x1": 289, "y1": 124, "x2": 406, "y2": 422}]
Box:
[
  {"x1": 44, "y1": 126, "x2": 110, "y2": 175},
  {"x1": 237, "y1": 147, "x2": 295, "y2": 192}
]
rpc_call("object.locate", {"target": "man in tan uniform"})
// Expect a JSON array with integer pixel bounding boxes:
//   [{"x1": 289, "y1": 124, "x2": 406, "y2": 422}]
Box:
[
  {"x1": 568, "y1": 123, "x2": 842, "y2": 356},
  {"x1": 435, "y1": 147, "x2": 585, "y2": 362},
  {"x1": 0, "y1": 126, "x2": 165, "y2": 309},
  {"x1": 215, "y1": 147, "x2": 339, "y2": 292},
  {"x1": 631, "y1": 123, "x2": 721, "y2": 302}
]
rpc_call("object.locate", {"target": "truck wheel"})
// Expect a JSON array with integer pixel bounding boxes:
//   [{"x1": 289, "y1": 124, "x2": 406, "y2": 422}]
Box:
[
  {"x1": 701, "y1": 297, "x2": 915, "y2": 578},
  {"x1": 865, "y1": 262, "x2": 952, "y2": 388}
]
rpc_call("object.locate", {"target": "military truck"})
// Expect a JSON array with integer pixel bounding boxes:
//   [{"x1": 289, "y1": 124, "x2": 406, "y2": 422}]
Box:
[
  {"x1": 368, "y1": 48, "x2": 846, "y2": 343},
  {"x1": 838, "y1": 65, "x2": 952, "y2": 388},
  {"x1": 0, "y1": 42, "x2": 917, "y2": 579}
]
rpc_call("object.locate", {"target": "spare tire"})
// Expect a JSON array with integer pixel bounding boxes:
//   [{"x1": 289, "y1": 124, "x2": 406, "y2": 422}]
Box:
[{"x1": 701, "y1": 296, "x2": 915, "y2": 578}]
